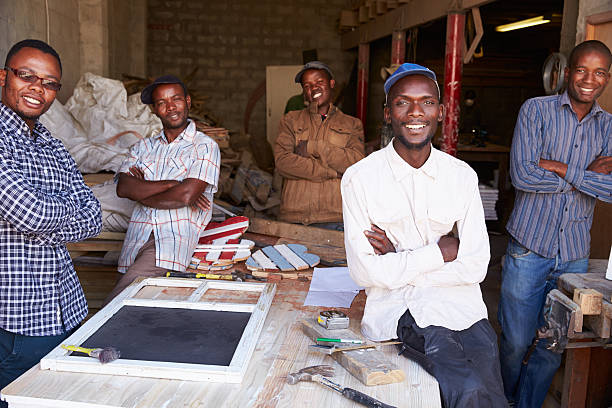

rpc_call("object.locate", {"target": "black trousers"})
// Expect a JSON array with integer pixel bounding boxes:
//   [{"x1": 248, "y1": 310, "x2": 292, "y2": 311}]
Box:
[{"x1": 397, "y1": 309, "x2": 508, "y2": 408}]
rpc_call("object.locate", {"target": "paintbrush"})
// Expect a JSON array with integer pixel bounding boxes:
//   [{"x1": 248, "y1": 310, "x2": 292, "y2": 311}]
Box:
[{"x1": 61, "y1": 344, "x2": 120, "y2": 364}]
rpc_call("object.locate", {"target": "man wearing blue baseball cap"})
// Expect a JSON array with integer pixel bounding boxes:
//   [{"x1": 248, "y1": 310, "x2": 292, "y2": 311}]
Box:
[
  {"x1": 274, "y1": 61, "x2": 364, "y2": 228},
  {"x1": 342, "y1": 63, "x2": 507, "y2": 407}
]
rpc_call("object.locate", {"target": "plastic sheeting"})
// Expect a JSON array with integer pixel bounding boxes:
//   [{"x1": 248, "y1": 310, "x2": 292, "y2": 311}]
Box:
[
  {"x1": 89, "y1": 180, "x2": 137, "y2": 232},
  {"x1": 39, "y1": 73, "x2": 162, "y2": 231},
  {"x1": 40, "y1": 72, "x2": 162, "y2": 173}
]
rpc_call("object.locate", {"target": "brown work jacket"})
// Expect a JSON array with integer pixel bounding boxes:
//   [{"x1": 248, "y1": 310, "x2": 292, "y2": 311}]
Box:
[{"x1": 274, "y1": 103, "x2": 365, "y2": 225}]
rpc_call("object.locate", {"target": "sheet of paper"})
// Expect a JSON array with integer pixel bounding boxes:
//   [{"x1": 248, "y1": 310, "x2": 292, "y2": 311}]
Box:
[
  {"x1": 304, "y1": 290, "x2": 359, "y2": 308},
  {"x1": 303, "y1": 267, "x2": 364, "y2": 308}
]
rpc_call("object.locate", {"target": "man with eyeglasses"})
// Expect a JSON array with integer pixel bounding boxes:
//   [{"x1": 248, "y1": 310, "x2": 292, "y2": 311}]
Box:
[{"x1": 0, "y1": 39, "x2": 102, "y2": 399}]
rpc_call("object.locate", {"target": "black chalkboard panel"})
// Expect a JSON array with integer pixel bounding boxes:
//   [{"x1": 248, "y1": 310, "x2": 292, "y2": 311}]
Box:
[{"x1": 76, "y1": 306, "x2": 251, "y2": 366}]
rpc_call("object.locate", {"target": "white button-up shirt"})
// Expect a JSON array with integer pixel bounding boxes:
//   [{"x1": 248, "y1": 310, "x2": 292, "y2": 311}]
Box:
[
  {"x1": 118, "y1": 120, "x2": 220, "y2": 273},
  {"x1": 341, "y1": 142, "x2": 490, "y2": 341}
]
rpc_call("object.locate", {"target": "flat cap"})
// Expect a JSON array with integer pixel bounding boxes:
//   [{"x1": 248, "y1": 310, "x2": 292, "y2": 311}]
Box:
[
  {"x1": 140, "y1": 75, "x2": 188, "y2": 104},
  {"x1": 294, "y1": 61, "x2": 334, "y2": 83}
]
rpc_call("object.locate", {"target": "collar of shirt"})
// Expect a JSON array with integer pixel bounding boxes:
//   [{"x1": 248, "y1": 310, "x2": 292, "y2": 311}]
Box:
[
  {"x1": 558, "y1": 90, "x2": 604, "y2": 118},
  {"x1": 384, "y1": 140, "x2": 438, "y2": 182},
  {"x1": 156, "y1": 119, "x2": 196, "y2": 144},
  {"x1": 308, "y1": 102, "x2": 337, "y2": 118},
  {"x1": 0, "y1": 102, "x2": 53, "y2": 145}
]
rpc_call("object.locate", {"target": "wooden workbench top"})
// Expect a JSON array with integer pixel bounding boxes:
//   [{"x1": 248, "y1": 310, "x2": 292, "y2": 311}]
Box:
[{"x1": 1, "y1": 279, "x2": 440, "y2": 408}]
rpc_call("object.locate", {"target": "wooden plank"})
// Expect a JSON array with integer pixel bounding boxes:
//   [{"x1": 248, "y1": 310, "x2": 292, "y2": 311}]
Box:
[
  {"x1": 262, "y1": 246, "x2": 295, "y2": 272},
  {"x1": 561, "y1": 346, "x2": 591, "y2": 408},
  {"x1": 66, "y1": 240, "x2": 124, "y2": 252},
  {"x1": 341, "y1": 0, "x2": 494, "y2": 49},
  {"x1": 558, "y1": 271, "x2": 612, "y2": 301},
  {"x1": 274, "y1": 244, "x2": 309, "y2": 270},
  {"x1": 301, "y1": 319, "x2": 405, "y2": 386},
  {"x1": 248, "y1": 250, "x2": 278, "y2": 270},
  {"x1": 248, "y1": 217, "x2": 344, "y2": 247}
]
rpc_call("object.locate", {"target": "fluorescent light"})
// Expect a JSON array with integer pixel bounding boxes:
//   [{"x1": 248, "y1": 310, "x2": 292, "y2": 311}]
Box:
[{"x1": 495, "y1": 16, "x2": 551, "y2": 32}]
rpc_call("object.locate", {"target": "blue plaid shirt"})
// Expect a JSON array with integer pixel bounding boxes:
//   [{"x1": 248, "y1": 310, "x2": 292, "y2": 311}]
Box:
[
  {"x1": 507, "y1": 92, "x2": 612, "y2": 262},
  {"x1": 0, "y1": 102, "x2": 102, "y2": 336}
]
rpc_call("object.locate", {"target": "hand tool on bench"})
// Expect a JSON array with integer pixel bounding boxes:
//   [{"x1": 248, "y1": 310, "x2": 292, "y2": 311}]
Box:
[
  {"x1": 165, "y1": 271, "x2": 265, "y2": 281},
  {"x1": 61, "y1": 344, "x2": 120, "y2": 364},
  {"x1": 287, "y1": 365, "x2": 397, "y2": 408},
  {"x1": 310, "y1": 340, "x2": 403, "y2": 355}
]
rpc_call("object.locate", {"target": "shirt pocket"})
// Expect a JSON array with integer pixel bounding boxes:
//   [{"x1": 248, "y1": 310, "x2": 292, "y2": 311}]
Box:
[
  {"x1": 327, "y1": 125, "x2": 351, "y2": 147},
  {"x1": 295, "y1": 127, "x2": 309, "y2": 142},
  {"x1": 428, "y1": 209, "x2": 458, "y2": 236},
  {"x1": 167, "y1": 158, "x2": 188, "y2": 179}
]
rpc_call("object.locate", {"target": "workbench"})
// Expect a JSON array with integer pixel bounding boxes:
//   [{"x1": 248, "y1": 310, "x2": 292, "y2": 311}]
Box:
[
  {"x1": 553, "y1": 260, "x2": 612, "y2": 408},
  {"x1": 1, "y1": 278, "x2": 441, "y2": 407}
]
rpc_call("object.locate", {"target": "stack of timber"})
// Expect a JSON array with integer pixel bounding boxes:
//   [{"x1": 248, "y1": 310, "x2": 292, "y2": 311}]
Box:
[{"x1": 338, "y1": 0, "x2": 409, "y2": 32}]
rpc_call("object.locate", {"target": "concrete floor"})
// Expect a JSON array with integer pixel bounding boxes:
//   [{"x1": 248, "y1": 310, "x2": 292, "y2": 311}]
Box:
[{"x1": 482, "y1": 231, "x2": 510, "y2": 336}]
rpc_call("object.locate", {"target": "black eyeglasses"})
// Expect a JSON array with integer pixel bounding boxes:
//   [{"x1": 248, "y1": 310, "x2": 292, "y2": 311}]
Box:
[{"x1": 4, "y1": 67, "x2": 62, "y2": 92}]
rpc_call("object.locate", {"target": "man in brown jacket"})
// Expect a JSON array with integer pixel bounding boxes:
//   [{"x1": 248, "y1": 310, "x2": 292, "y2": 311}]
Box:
[{"x1": 274, "y1": 61, "x2": 365, "y2": 228}]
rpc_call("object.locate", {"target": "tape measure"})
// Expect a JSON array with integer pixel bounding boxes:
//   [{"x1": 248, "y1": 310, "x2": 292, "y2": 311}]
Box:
[{"x1": 317, "y1": 310, "x2": 349, "y2": 330}]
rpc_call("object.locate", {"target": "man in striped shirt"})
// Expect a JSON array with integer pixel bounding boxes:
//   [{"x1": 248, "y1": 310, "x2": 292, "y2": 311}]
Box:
[
  {"x1": 499, "y1": 40, "x2": 612, "y2": 408},
  {"x1": 105, "y1": 75, "x2": 220, "y2": 301}
]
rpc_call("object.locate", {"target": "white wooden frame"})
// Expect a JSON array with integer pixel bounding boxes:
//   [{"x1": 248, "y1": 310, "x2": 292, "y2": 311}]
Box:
[{"x1": 40, "y1": 277, "x2": 276, "y2": 383}]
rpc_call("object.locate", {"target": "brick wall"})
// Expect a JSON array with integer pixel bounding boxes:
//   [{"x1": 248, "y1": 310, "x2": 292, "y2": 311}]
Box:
[{"x1": 147, "y1": 0, "x2": 355, "y2": 142}]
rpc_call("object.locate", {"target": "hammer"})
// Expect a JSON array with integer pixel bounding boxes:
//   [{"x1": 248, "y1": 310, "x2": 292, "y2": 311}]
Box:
[{"x1": 287, "y1": 365, "x2": 397, "y2": 408}]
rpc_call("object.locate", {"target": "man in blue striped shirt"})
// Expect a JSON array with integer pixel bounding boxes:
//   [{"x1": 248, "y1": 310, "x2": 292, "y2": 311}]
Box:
[
  {"x1": 0, "y1": 40, "x2": 102, "y2": 402},
  {"x1": 499, "y1": 40, "x2": 612, "y2": 408}
]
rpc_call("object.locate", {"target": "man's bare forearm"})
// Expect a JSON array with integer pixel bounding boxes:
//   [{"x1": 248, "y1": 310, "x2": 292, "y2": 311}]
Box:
[
  {"x1": 116, "y1": 173, "x2": 180, "y2": 201},
  {"x1": 539, "y1": 159, "x2": 568, "y2": 179},
  {"x1": 138, "y1": 179, "x2": 209, "y2": 209}
]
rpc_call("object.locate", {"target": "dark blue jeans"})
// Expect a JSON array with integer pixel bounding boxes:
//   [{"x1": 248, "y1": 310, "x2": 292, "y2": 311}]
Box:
[
  {"x1": 0, "y1": 327, "x2": 74, "y2": 407},
  {"x1": 498, "y1": 238, "x2": 588, "y2": 408}
]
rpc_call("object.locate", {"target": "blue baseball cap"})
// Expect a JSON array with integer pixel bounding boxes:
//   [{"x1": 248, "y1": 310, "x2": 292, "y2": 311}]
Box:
[{"x1": 384, "y1": 63, "x2": 439, "y2": 97}]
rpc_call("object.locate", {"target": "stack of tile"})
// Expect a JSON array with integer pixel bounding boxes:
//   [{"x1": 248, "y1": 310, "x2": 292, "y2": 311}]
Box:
[{"x1": 479, "y1": 183, "x2": 499, "y2": 221}]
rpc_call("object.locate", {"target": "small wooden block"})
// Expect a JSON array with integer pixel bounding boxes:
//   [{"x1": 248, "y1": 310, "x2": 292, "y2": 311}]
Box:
[
  {"x1": 573, "y1": 288, "x2": 603, "y2": 315},
  {"x1": 339, "y1": 9, "x2": 358, "y2": 27},
  {"x1": 358, "y1": 5, "x2": 369, "y2": 23},
  {"x1": 301, "y1": 319, "x2": 405, "y2": 386}
]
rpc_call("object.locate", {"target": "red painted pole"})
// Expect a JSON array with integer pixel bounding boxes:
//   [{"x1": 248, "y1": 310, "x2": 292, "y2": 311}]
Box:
[
  {"x1": 440, "y1": 12, "x2": 465, "y2": 157},
  {"x1": 357, "y1": 43, "x2": 369, "y2": 130},
  {"x1": 391, "y1": 30, "x2": 405, "y2": 65}
]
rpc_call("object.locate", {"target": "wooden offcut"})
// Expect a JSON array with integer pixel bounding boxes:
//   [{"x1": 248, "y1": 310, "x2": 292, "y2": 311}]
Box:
[
  {"x1": 301, "y1": 319, "x2": 405, "y2": 386},
  {"x1": 247, "y1": 217, "x2": 344, "y2": 247},
  {"x1": 573, "y1": 288, "x2": 603, "y2": 316}
]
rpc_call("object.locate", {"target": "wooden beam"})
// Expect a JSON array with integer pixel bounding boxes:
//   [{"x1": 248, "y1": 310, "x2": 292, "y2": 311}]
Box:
[
  {"x1": 247, "y1": 217, "x2": 344, "y2": 247},
  {"x1": 341, "y1": 0, "x2": 495, "y2": 49}
]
